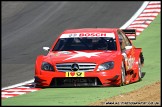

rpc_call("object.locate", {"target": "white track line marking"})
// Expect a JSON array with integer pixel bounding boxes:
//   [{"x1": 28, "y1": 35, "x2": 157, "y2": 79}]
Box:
[
  {"x1": 143, "y1": 9, "x2": 161, "y2": 12},
  {"x1": 140, "y1": 13, "x2": 159, "y2": 16},
  {"x1": 131, "y1": 20, "x2": 152, "y2": 24},
  {"x1": 3, "y1": 89, "x2": 40, "y2": 91},
  {"x1": 135, "y1": 17, "x2": 156, "y2": 20},
  {"x1": 147, "y1": 5, "x2": 161, "y2": 8},
  {"x1": 120, "y1": 1, "x2": 149, "y2": 29},
  {"x1": 2, "y1": 92, "x2": 27, "y2": 94},
  {"x1": 129, "y1": 24, "x2": 149, "y2": 28},
  {"x1": 2, "y1": 95, "x2": 14, "y2": 98},
  {"x1": 2, "y1": 79, "x2": 34, "y2": 90},
  {"x1": 149, "y1": 1, "x2": 161, "y2": 4}
]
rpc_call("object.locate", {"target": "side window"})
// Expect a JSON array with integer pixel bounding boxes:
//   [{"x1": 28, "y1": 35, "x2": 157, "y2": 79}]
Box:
[
  {"x1": 118, "y1": 30, "x2": 132, "y2": 50},
  {"x1": 118, "y1": 31, "x2": 126, "y2": 50},
  {"x1": 120, "y1": 31, "x2": 132, "y2": 46}
]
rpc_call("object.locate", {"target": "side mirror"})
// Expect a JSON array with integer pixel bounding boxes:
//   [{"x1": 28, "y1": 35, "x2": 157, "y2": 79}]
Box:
[
  {"x1": 125, "y1": 46, "x2": 132, "y2": 50},
  {"x1": 43, "y1": 47, "x2": 50, "y2": 51}
]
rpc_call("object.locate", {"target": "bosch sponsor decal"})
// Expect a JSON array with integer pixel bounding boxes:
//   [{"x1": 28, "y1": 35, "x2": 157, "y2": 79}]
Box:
[
  {"x1": 60, "y1": 33, "x2": 115, "y2": 38},
  {"x1": 79, "y1": 33, "x2": 108, "y2": 37},
  {"x1": 1, "y1": 1, "x2": 161, "y2": 99}
]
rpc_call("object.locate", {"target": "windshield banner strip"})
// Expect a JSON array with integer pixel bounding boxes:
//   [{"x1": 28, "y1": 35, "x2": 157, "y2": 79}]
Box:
[{"x1": 60, "y1": 33, "x2": 115, "y2": 38}]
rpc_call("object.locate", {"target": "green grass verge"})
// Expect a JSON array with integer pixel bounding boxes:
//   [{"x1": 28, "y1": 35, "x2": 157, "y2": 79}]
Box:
[{"x1": 2, "y1": 14, "x2": 160, "y2": 106}]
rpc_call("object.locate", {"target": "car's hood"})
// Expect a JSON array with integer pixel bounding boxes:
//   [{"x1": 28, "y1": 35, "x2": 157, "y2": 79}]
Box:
[{"x1": 47, "y1": 50, "x2": 121, "y2": 64}]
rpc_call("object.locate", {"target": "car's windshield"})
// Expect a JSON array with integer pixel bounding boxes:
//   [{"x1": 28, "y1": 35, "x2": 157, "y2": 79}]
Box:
[{"x1": 53, "y1": 37, "x2": 117, "y2": 51}]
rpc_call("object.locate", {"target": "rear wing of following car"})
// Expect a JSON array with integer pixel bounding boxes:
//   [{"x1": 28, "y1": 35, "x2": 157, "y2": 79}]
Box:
[{"x1": 122, "y1": 29, "x2": 136, "y2": 40}]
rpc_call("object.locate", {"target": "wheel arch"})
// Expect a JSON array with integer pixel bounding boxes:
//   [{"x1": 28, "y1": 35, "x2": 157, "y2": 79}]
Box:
[
  {"x1": 35, "y1": 55, "x2": 45, "y2": 75},
  {"x1": 134, "y1": 48, "x2": 144, "y2": 65}
]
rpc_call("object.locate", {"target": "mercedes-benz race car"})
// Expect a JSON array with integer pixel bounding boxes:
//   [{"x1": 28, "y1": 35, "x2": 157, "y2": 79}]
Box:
[{"x1": 34, "y1": 28, "x2": 145, "y2": 87}]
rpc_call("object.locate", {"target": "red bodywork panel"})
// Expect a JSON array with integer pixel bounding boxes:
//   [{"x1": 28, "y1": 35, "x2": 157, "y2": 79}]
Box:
[{"x1": 34, "y1": 28, "x2": 144, "y2": 87}]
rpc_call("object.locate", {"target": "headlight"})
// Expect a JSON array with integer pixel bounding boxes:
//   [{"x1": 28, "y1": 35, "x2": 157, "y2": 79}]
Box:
[
  {"x1": 41, "y1": 62, "x2": 54, "y2": 71},
  {"x1": 97, "y1": 61, "x2": 114, "y2": 71}
]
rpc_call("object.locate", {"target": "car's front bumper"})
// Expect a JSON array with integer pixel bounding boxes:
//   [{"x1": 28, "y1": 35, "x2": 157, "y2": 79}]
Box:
[{"x1": 34, "y1": 71, "x2": 121, "y2": 87}]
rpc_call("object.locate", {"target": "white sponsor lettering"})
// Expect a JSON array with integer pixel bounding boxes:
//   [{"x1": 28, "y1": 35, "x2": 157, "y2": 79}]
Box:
[
  {"x1": 127, "y1": 56, "x2": 135, "y2": 69},
  {"x1": 122, "y1": 53, "x2": 134, "y2": 70},
  {"x1": 60, "y1": 33, "x2": 115, "y2": 38}
]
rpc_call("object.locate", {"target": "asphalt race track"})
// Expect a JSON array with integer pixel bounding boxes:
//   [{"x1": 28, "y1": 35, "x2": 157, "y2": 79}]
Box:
[{"x1": 2, "y1": 1, "x2": 143, "y2": 87}]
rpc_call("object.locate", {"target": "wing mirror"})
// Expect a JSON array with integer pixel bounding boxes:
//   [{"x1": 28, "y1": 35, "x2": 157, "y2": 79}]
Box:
[
  {"x1": 43, "y1": 47, "x2": 50, "y2": 51},
  {"x1": 125, "y1": 46, "x2": 132, "y2": 50}
]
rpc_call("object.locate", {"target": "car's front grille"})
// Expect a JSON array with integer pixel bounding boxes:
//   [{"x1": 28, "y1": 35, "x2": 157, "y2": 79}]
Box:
[{"x1": 56, "y1": 63, "x2": 96, "y2": 72}]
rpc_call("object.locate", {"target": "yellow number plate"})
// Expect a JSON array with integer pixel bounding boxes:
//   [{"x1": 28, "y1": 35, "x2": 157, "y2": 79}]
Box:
[{"x1": 66, "y1": 72, "x2": 85, "y2": 77}]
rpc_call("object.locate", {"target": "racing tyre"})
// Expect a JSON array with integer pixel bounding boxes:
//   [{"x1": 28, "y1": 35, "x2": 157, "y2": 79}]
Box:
[
  {"x1": 138, "y1": 58, "x2": 142, "y2": 81},
  {"x1": 120, "y1": 61, "x2": 126, "y2": 86},
  {"x1": 140, "y1": 52, "x2": 144, "y2": 65}
]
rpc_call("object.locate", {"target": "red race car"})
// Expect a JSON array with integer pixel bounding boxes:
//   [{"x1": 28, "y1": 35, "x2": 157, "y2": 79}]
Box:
[{"x1": 34, "y1": 28, "x2": 145, "y2": 87}]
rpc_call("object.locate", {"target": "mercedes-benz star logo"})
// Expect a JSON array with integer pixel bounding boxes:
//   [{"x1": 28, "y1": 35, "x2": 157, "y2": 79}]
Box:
[{"x1": 71, "y1": 63, "x2": 79, "y2": 71}]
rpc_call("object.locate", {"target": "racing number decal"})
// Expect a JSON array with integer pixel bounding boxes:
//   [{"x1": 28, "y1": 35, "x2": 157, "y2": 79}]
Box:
[{"x1": 66, "y1": 72, "x2": 85, "y2": 77}]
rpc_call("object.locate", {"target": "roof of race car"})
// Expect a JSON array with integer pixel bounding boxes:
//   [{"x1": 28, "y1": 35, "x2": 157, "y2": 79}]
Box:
[{"x1": 62, "y1": 28, "x2": 119, "y2": 33}]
